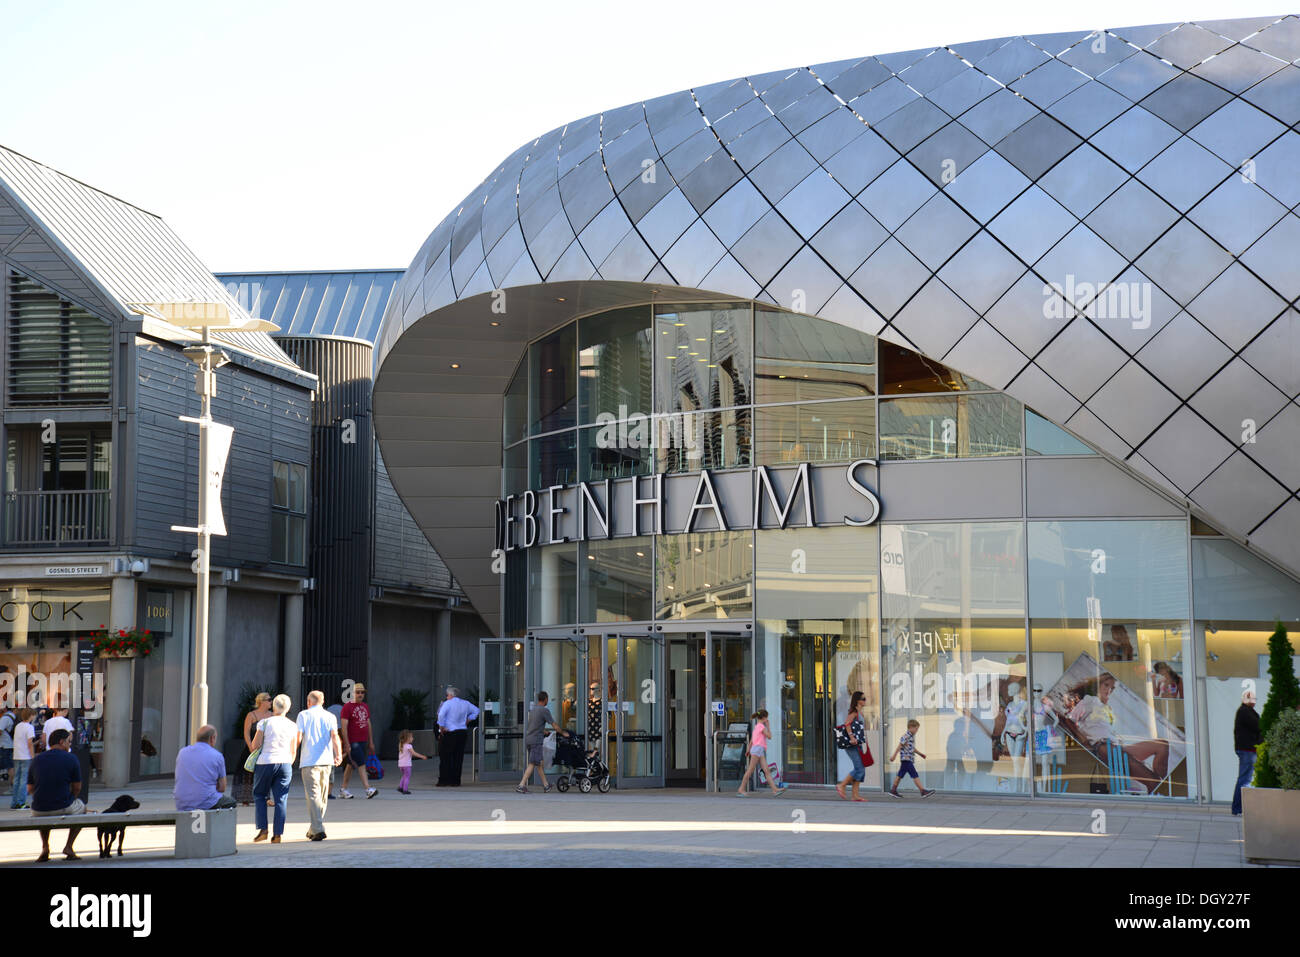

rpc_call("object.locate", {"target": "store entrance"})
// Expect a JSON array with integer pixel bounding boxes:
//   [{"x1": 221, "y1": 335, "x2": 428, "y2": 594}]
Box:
[
  {"x1": 662, "y1": 629, "x2": 752, "y2": 790},
  {"x1": 666, "y1": 637, "x2": 705, "y2": 785}
]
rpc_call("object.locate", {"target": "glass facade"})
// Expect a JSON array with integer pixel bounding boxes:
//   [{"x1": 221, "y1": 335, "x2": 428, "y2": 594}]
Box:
[{"x1": 499, "y1": 299, "x2": 1300, "y2": 800}]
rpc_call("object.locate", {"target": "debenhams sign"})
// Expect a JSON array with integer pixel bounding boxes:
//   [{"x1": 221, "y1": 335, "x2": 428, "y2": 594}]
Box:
[{"x1": 496, "y1": 459, "x2": 881, "y2": 550}]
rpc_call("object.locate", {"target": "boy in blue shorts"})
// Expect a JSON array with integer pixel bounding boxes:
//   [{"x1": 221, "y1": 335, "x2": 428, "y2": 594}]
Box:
[{"x1": 889, "y1": 719, "x2": 935, "y2": 798}]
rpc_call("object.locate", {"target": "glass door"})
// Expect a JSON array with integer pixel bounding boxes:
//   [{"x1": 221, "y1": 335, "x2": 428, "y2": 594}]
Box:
[
  {"x1": 666, "y1": 635, "x2": 705, "y2": 785},
  {"x1": 610, "y1": 633, "x2": 664, "y2": 788},
  {"x1": 706, "y1": 630, "x2": 751, "y2": 791},
  {"x1": 479, "y1": 639, "x2": 526, "y2": 781},
  {"x1": 527, "y1": 635, "x2": 585, "y2": 737}
]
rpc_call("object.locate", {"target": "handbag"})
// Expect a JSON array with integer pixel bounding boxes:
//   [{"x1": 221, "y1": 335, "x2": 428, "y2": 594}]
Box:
[
  {"x1": 243, "y1": 748, "x2": 260, "y2": 772},
  {"x1": 833, "y1": 724, "x2": 854, "y2": 749},
  {"x1": 860, "y1": 742, "x2": 874, "y2": 768}
]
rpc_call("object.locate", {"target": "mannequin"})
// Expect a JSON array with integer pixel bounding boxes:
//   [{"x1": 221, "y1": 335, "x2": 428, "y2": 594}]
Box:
[
  {"x1": 1001, "y1": 682, "x2": 1030, "y2": 792},
  {"x1": 1032, "y1": 685, "x2": 1066, "y2": 791}
]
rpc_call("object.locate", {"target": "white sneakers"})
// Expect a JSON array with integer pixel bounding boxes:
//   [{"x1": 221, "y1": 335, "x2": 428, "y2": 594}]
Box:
[
  {"x1": 339, "y1": 789, "x2": 355, "y2": 799},
  {"x1": 366, "y1": 788, "x2": 378, "y2": 799}
]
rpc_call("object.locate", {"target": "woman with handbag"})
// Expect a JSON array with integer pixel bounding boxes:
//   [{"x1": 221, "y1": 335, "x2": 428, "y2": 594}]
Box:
[
  {"x1": 240, "y1": 692, "x2": 274, "y2": 806},
  {"x1": 836, "y1": 691, "x2": 871, "y2": 801},
  {"x1": 248, "y1": 694, "x2": 300, "y2": 843}
]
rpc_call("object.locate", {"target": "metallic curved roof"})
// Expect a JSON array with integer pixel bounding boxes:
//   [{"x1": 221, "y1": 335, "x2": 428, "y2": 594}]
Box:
[
  {"x1": 220, "y1": 270, "x2": 402, "y2": 342},
  {"x1": 376, "y1": 16, "x2": 1300, "y2": 626}
]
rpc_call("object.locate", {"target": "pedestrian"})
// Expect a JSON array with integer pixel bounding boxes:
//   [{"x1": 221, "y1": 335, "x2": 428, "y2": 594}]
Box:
[
  {"x1": 889, "y1": 718, "x2": 935, "y2": 798},
  {"x1": 10, "y1": 708, "x2": 35, "y2": 809},
  {"x1": 1232, "y1": 688, "x2": 1262, "y2": 816},
  {"x1": 240, "y1": 691, "x2": 274, "y2": 806},
  {"x1": 28, "y1": 728, "x2": 85, "y2": 862},
  {"x1": 173, "y1": 725, "x2": 238, "y2": 811},
  {"x1": 737, "y1": 710, "x2": 786, "y2": 797},
  {"x1": 339, "y1": 683, "x2": 376, "y2": 799},
  {"x1": 41, "y1": 707, "x2": 73, "y2": 750},
  {"x1": 835, "y1": 691, "x2": 869, "y2": 802},
  {"x1": 248, "y1": 694, "x2": 299, "y2": 843},
  {"x1": 296, "y1": 690, "x2": 342, "y2": 841},
  {"x1": 396, "y1": 730, "x2": 429, "y2": 794},
  {"x1": 516, "y1": 692, "x2": 568, "y2": 793},
  {"x1": 0, "y1": 705, "x2": 16, "y2": 791},
  {"x1": 435, "y1": 686, "x2": 480, "y2": 787}
]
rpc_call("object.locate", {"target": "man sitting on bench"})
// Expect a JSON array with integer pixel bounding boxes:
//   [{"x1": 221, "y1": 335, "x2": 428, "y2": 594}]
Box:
[
  {"x1": 174, "y1": 725, "x2": 238, "y2": 812},
  {"x1": 29, "y1": 728, "x2": 85, "y2": 862}
]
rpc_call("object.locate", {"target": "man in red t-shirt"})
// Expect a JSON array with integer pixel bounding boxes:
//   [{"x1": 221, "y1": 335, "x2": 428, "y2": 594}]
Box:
[{"x1": 339, "y1": 683, "x2": 376, "y2": 799}]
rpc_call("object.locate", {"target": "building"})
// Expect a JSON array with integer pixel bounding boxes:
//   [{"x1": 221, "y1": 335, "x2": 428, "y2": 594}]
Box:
[
  {"x1": 0, "y1": 144, "x2": 317, "y2": 785},
  {"x1": 372, "y1": 16, "x2": 1300, "y2": 802},
  {"x1": 219, "y1": 270, "x2": 490, "y2": 738}
]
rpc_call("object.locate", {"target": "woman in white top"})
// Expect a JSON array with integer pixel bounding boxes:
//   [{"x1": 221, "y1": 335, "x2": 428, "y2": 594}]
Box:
[{"x1": 248, "y1": 694, "x2": 300, "y2": 843}]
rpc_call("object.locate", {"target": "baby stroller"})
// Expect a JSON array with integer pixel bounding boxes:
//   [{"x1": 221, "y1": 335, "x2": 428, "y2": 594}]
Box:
[{"x1": 553, "y1": 733, "x2": 611, "y2": 793}]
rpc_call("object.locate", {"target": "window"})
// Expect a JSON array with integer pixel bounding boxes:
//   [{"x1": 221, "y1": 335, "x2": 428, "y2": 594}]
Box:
[
  {"x1": 879, "y1": 393, "x2": 1022, "y2": 459},
  {"x1": 272, "y1": 461, "x2": 307, "y2": 565},
  {"x1": 7, "y1": 272, "x2": 111, "y2": 405},
  {"x1": 878, "y1": 339, "x2": 991, "y2": 395},
  {"x1": 754, "y1": 305, "x2": 875, "y2": 404},
  {"x1": 1025, "y1": 410, "x2": 1094, "y2": 456}
]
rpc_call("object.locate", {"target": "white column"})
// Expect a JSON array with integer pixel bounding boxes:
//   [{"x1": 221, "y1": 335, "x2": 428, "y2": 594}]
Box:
[
  {"x1": 206, "y1": 585, "x2": 228, "y2": 742},
  {"x1": 104, "y1": 575, "x2": 136, "y2": 788}
]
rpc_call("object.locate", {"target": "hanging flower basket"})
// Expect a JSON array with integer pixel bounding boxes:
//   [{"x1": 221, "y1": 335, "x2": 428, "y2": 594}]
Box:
[{"x1": 89, "y1": 626, "x2": 154, "y2": 660}]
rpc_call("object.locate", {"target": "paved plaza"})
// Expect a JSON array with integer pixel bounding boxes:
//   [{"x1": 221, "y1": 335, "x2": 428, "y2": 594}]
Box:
[{"x1": 0, "y1": 763, "x2": 1263, "y2": 867}]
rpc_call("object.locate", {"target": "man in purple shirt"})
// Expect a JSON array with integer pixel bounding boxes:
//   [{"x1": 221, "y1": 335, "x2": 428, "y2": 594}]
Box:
[{"x1": 174, "y1": 725, "x2": 237, "y2": 811}]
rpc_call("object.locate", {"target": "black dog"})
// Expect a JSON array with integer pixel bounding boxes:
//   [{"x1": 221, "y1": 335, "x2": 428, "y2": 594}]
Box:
[{"x1": 97, "y1": 795, "x2": 140, "y2": 858}]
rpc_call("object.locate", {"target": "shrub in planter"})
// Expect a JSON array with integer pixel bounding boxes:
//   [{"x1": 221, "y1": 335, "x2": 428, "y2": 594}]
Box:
[
  {"x1": 390, "y1": 688, "x2": 430, "y2": 731},
  {"x1": 1267, "y1": 708, "x2": 1300, "y2": 791},
  {"x1": 1255, "y1": 622, "x2": 1300, "y2": 789}
]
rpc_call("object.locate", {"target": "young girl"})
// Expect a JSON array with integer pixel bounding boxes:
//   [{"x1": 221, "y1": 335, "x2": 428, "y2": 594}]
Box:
[
  {"x1": 737, "y1": 710, "x2": 786, "y2": 797},
  {"x1": 397, "y1": 730, "x2": 429, "y2": 794}
]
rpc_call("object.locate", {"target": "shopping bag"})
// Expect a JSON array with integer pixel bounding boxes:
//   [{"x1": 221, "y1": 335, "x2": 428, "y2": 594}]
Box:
[
  {"x1": 542, "y1": 731, "x2": 557, "y2": 766},
  {"x1": 366, "y1": 754, "x2": 384, "y2": 780}
]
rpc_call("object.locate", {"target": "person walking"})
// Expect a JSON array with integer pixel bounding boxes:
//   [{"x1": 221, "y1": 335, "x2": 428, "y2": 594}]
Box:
[
  {"x1": 296, "y1": 690, "x2": 342, "y2": 841},
  {"x1": 435, "y1": 686, "x2": 480, "y2": 787},
  {"x1": 240, "y1": 692, "x2": 274, "y2": 806},
  {"x1": 396, "y1": 730, "x2": 429, "y2": 794},
  {"x1": 339, "y1": 683, "x2": 376, "y2": 799},
  {"x1": 174, "y1": 725, "x2": 238, "y2": 811},
  {"x1": 1232, "y1": 688, "x2": 1262, "y2": 816},
  {"x1": 0, "y1": 705, "x2": 16, "y2": 793},
  {"x1": 737, "y1": 710, "x2": 786, "y2": 797},
  {"x1": 29, "y1": 729, "x2": 85, "y2": 862},
  {"x1": 836, "y1": 691, "x2": 870, "y2": 802},
  {"x1": 889, "y1": 718, "x2": 936, "y2": 798},
  {"x1": 248, "y1": 694, "x2": 299, "y2": 843},
  {"x1": 516, "y1": 692, "x2": 568, "y2": 793},
  {"x1": 10, "y1": 709, "x2": 35, "y2": 809}
]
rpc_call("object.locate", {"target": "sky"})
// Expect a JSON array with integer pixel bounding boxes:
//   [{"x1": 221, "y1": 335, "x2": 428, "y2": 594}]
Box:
[{"x1": 0, "y1": 0, "x2": 1278, "y2": 272}]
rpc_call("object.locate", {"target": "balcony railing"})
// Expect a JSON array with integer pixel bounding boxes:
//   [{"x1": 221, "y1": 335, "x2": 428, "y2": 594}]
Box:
[{"x1": 3, "y1": 489, "x2": 111, "y2": 546}]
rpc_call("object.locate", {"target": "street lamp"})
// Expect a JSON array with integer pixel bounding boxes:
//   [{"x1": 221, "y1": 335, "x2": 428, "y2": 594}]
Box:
[{"x1": 133, "y1": 301, "x2": 277, "y2": 739}]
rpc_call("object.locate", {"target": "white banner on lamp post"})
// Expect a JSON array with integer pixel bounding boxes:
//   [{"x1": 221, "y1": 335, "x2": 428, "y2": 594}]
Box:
[{"x1": 204, "y1": 421, "x2": 234, "y2": 537}]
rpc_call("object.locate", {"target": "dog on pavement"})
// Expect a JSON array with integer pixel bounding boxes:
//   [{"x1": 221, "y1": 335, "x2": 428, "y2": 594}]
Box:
[{"x1": 97, "y1": 795, "x2": 140, "y2": 858}]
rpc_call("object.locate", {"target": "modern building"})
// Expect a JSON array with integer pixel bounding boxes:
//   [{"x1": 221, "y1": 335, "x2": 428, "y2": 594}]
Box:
[
  {"x1": 219, "y1": 270, "x2": 489, "y2": 737},
  {"x1": 373, "y1": 16, "x2": 1300, "y2": 803},
  {"x1": 0, "y1": 144, "x2": 317, "y2": 784}
]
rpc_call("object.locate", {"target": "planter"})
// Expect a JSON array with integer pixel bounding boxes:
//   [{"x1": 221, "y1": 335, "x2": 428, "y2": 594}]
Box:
[
  {"x1": 1242, "y1": 787, "x2": 1300, "y2": 864},
  {"x1": 97, "y1": 649, "x2": 140, "y2": 660},
  {"x1": 380, "y1": 728, "x2": 438, "y2": 761}
]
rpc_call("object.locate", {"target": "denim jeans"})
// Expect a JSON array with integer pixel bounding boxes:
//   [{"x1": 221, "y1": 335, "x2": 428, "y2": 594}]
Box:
[
  {"x1": 253, "y1": 763, "x2": 293, "y2": 835},
  {"x1": 843, "y1": 747, "x2": 866, "y2": 783},
  {"x1": 10, "y1": 759, "x2": 30, "y2": 808},
  {"x1": 1231, "y1": 749, "x2": 1255, "y2": 815}
]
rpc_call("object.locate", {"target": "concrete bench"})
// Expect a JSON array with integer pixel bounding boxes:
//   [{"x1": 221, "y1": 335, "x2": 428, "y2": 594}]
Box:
[{"x1": 0, "y1": 808, "x2": 237, "y2": 860}]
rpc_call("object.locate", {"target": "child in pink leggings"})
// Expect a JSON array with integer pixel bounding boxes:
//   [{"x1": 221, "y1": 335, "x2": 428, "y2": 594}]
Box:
[{"x1": 396, "y1": 730, "x2": 429, "y2": 794}]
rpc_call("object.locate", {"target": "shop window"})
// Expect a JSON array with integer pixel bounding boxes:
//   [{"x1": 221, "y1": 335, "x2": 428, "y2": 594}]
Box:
[
  {"x1": 579, "y1": 422, "x2": 653, "y2": 482},
  {"x1": 655, "y1": 531, "x2": 753, "y2": 621},
  {"x1": 880, "y1": 522, "x2": 1028, "y2": 795},
  {"x1": 753, "y1": 399, "x2": 874, "y2": 465},
  {"x1": 527, "y1": 543, "x2": 578, "y2": 627},
  {"x1": 7, "y1": 272, "x2": 111, "y2": 406},
  {"x1": 1025, "y1": 409, "x2": 1094, "y2": 456},
  {"x1": 503, "y1": 443, "x2": 527, "y2": 497},
  {"x1": 530, "y1": 324, "x2": 577, "y2": 435},
  {"x1": 579, "y1": 306, "x2": 652, "y2": 425},
  {"x1": 503, "y1": 549, "x2": 527, "y2": 637},
  {"x1": 878, "y1": 339, "x2": 991, "y2": 395},
  {"x1": 655, "y1": 407, "x2": 751, "y2": 474},
  {"x1": 580, "y1": 536, "x2": 653, "y2": 622},
  {"x1": 530, "y1": 430, "x2": 577, "y2": 489},
  {"x1": 879, "y1": 393, "x2": 1021, "y2": 460},
  {"x1": 754, "y1": 305, "x2": 875, "y2": 404},
  {"x1": 504, "y1": 363, "x2": 529, "y2": 446},
  {"x1": 271, "y1": 460, "x2": 307, "y2": 565},
  {"x1": 1027, "y1": 520, "x2": 1192, "y2": 798}
]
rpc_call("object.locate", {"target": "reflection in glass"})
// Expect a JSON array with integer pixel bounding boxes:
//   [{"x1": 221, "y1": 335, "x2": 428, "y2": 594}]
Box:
[
  {"x1": 530, "y1": 431, "x2": 577, "y2": 489},
  {"x1": 481, "y1": 641, "x2": 525, "y2": 775},
  {"x1": 579, "y1": 306, "x2": 652, "y2": 425},
  {"x1": 656, "y1": 531, "x2": 753, "y2": 620},
  {"x1": 504, "y1": 443, "x2": 527, "y2": 497},
  {"x1": 533, "y1": 639, "x2": 581, "y2": 734},
  {"x1": 580, "y1": 536, "x2": 653, "y2": 622},
  {"x1": 654, "y1": 303, "x2": 752, "y2": 414},
  {"x1": 527, "y1": 543, "x2": 577, "y2": 627},
  {"x1": 879, "y1": 339, "x2": 992, "y2": 394},
  {"x1": 753, "y1": 399, "x2": 875, "y2": 465},
  {"x1": 879, "y1": 394, "x2": 1021, "y2": 459},
  {"x1": 530, "y1": 324, "x2": 577, "y2": 435},
  {"x1": 620, "y1": 635, "x2": 663, "y2": 780},
  {"x1": 579, "y1": 422, "x2": 652, "y2": 481},
  {"x1": 505, "y1": 363, "x2": 528, "y2": 445},
  {"x1": 1026, "y1": 409, "x2": 1094, "y2": 455},
  {"x1": 755, "y1": 305, "x2": 876, "y2": 404},
  {"x1": 656, "y1": 409, "x2": 751, "y2": 473}
]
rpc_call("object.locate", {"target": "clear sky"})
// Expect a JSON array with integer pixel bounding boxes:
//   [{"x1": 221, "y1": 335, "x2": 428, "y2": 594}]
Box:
[{"x1": 0, "y1": 0, "x2": 1275, "y2": 272}]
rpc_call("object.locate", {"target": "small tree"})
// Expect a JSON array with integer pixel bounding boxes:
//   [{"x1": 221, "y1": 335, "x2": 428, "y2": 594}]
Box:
[
  {"x1": 1255, "y1": 622, "x2": 1300, "y2": 789},
  {"x1": 1268, "y1": 709, "x2": 1300, "y2": 790}
]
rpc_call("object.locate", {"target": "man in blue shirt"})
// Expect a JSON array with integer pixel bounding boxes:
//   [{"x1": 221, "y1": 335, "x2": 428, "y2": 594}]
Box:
[
  {"x1": 28, "y1": 728, "x2": 85, "y2": 862},
  {"x1": 296, "y1": 690, "x2": 341, "y2": 841},
  {"x1": 174, "y1": 725, "x2": 237, "y2": 812},
  {"x1": 436, "y1": 687, "x2": 480, "y2": 787}
]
